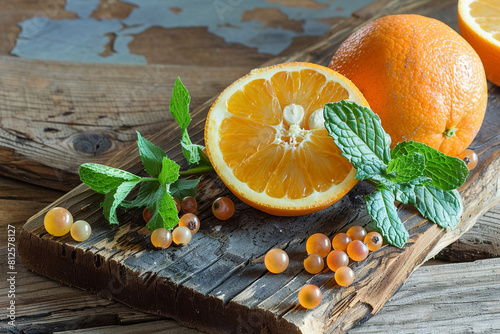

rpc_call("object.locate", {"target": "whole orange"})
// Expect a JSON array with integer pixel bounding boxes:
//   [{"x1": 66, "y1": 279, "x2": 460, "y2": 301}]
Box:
[{"x1": 329, "y1": 15, "x2": 488, "y2": 156}]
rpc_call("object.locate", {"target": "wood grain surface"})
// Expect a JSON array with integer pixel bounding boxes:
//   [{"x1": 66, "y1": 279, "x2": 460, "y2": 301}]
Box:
[
  {"x1": 0, "y1": 56, "x2": 248, "y2": 191},
  {"x1": 15, "y1": 0, "x2": 500, "y2": 333}
]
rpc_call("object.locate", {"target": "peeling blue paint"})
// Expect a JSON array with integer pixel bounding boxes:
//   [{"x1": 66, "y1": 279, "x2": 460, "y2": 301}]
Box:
[
  {"x1": 66, "y1": 0, "x2": 101, "y2": 19},
  {"x1": 12, "y1": 0, "x2": 374, "y2": 64}
]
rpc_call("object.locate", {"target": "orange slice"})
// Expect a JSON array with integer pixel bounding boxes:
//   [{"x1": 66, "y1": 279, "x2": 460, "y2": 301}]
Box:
[
  {"x1": 458, "y1": 0, "x2": 500, "y2": 86},
  {"x1": 204, "y1": 62, "x2": 369, "y2": 216}
]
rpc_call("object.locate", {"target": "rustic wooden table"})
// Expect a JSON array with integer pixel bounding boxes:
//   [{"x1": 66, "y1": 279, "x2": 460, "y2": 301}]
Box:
[{"x1": 1, "y1": 0, "x2": 499, "y2": 333}]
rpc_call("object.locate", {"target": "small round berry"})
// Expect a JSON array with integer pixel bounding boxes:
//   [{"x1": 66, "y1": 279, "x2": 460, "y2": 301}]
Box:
[
  {"x1": 172, "y1": 226, "x2": 192, "y2": 245},
  {"x1": 332, "y1": 233, "x2": 352, "y2": 252},
  {"x1": 303, "y1": 254, "x2": 324, "y2": 274},
  {"x1": 364, "y1": 232, "x2": 383, "y2": 252},
  {"x1": 143, "y1": 207, "x2": 153, "y2": 223},
  {"x1": 265, "y1": 248, "x2": 289, "y2": 274},
  {"x1": 326, "y1": 250, "x2": 349, "y2": 272},
  {"x1": 347, "y1": 240, "x2": 369, "y2": 262},
  {"x1": 457, "y1": 149, "x2": 478, "y2": 170},
  {"x1": 179, "y1": 213, "x2": 200, "y2": 234},
  {"x1": 298, "y1": 285, "x2": 322, "y2": 309},
  {"x1": 44, "y1": 207, "x2": 74, "y2": 237},
  {"x1": 346, "y1": 226, "x2": 367, "y2": 241},
  {"x1": 174, "y1": 198, "x2": 181, "y2": 212},
  {"x1": 181, "y1": 196, "x2": 197, "y2": 213},
  {"x1": 212, "y1": 197, "x2": 235, "y2": 220},
  {"x1": 70, "y1": 220, "x2": 91, "y2": 242},
  {"x1": 151, "y1": 228, "x2": 172, "y2": 249},
  {"x1": 306, "y1": 233, "x2": 331, "y2": 258},
  {"x1": 335, "y1": 266, "x2": 355, "y2": 287}
]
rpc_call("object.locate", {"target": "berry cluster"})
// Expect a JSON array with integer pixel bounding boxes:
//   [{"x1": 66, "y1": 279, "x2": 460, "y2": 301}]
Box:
[
  {"x1": 44, "y1": 207, "x2": 92, "y2": 242},
  {"x1": 147, "y1": 196, "x2": 235, "y2": 249},
  {"x1": 264, "y1": 226, "x2": 383, "y2": 309}
]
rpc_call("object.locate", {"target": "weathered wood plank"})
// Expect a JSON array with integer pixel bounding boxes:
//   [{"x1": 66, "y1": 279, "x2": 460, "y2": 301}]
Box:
[
  {"x1": 0, "y1": 177, "x2": 497, "y2": 331},
  {"x1": 437, "y1": 204, "x2": 500, "y2": 262},
  {"x1": 59, "y1": 321, "x2": 200, "y2": 334},
  {"x1": 349, "y1": 258, "x2": 500, "y2": 334}
]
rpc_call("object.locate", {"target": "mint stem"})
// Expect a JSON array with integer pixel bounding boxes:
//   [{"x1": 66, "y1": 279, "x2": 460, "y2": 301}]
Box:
[
  {"x1": 179, "y1": 165, "x2": 214, "y2": 176},
  {"x1": 140, "y1": 177, "x2": 159, "y2": 182}
]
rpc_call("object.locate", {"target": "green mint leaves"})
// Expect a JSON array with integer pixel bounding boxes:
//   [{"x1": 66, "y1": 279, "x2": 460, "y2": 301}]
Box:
[
  {"x1": 136, "y1": 131, "x2": 167, "y2": 177},
  {"x1": 170, "y1": 77, "x2": 211, "y2": 167},
  {"x1": 324, "y1": 101, "x2": 468, "y2": 248},
  {"x1": 79, "y1": 164, "x2": 140, "y2": 194},
  {"x1": 79, "y1": 78, "x2": 213, "y2": 231},
  {"x1": 323, "y1": 100, "x2": 391, "y2": 180},
  {"x1": 365, "y1": 190, "x2": 409, "y2": 248},
  {"x1": 81, "y1": 135, "x2": 184, "y2": 230}
]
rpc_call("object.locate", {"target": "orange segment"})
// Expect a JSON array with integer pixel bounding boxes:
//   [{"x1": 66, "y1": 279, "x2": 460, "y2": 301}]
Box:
[
  {"x1": 227, "y1": 78, "x2": 282, "y2": 125},
  {"x1": 458, "y1": 0, "x2": 500, "y2": 86},
  {"x1": 219, "y1": 117, "x2": 276, "y2": 169},
  {"x1": 205, "y1": 62, "x2": 369, "y2": 216}
]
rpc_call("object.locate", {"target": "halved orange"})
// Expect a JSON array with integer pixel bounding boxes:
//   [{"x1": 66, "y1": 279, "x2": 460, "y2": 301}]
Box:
[
  {"x1": 458, "y1": 0, "x2": 500, "y2": 86},
  {"x1": 204, "y1": 62, "x2": 369, "y2": 216}
]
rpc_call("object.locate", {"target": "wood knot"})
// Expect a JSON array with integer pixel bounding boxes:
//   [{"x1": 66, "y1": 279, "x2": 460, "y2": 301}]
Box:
[{"x1": 72, "y1": 133, "x2": 111, "y2": 155}]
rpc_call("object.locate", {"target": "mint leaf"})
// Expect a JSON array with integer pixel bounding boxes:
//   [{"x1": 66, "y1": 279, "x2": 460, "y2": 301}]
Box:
[
  {"x1": 414, "y1": 184, "x2": 462, "y2": 229},
  {"x1": 393, "y1": 183, "x2": 417, "y2": 205},
  {"x1": 323, "y1": 101, "x2": 466, "y2": 249},
  {"x1": 169, "y1": 77, "x2": 191, "y2": 130},
  {"x1": 355, "y1": 159, "x2": 388, "y2": 181},
  {"x1": 392, "y1": 141, "x2": 469, "y2": 191},
  {"x1": 136, "y1": 132, "x2": 166, "y2": 177},
  {"x1": 158, "y1": 157, "x2": 180, "y2": 185},
  {"x1": 120, "y1": 181, "x2": 160, "y2": 209},
  {"x1": 169, "y1": 178, "x2": 200, "y2": 200},
  {"x1": 157, "y1": 192, "x2": 179, "y2": 229},
  {"x1": 365, "y1": 190, "x2": 409, "y2": 248},
  {"x1": 102, "y1": 180, "x2": 140, "y2": 225},
  {"x1": 79, "y1": 163, "x2": 140, "y2": 194},
  {"x1": 387, "y1": 152, "x2": 425, "y2": 183},
  {"x1": 168, "y1": 77, "x2": 213, "y2": 168},
  {"x1": 180, "y1": 131, "x2": 204, "y2": 165},
  {"x1": 145, "y1": 185, "x2": 179, "y2": 231},
  {"x1": 324, "y1": 101, "x2": 391, "y2": 174}
]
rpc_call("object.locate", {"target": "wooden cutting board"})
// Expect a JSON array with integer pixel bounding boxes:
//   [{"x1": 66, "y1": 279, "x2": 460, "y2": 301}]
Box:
[{"x1": 18, "y1": 0, "x2": 500, "y2": 333}]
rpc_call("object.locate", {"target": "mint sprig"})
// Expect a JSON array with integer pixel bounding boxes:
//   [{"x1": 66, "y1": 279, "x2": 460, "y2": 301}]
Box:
[
  {"x1": 79, "y1": 78, "x2": 213, "y2": 231},
  {"x1": 170, "y1": 77, "x2": 212, "y2": 167},
  {"x1": 324, "y1": 101, "x2": 468, "y2": 248}
]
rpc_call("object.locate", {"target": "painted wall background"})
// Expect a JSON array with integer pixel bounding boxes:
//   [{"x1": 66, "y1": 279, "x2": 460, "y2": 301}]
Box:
[{"x1": 11, "y1": 0, "x2": 374, "y2": 64}]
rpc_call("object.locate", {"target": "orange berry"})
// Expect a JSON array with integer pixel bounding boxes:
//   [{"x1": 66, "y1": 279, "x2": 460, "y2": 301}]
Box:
[
  {"x1": 306, "y1": 233, "x2": 331, "y2": 258},
  {"x1": 151, "y1": 228, "x2": 172, "y2": 249},
  {"x1": 178, "y1": 213, "x2": 200, "y2": 234},
  {"x1": 44, "y1": 207, "x2": 73, "y2": 237},
  {"x1": 212, "y1": 197, "x2": 235, "y2": 220},
  {"x1": 332, "y1": 233, "x2": 352, "y2": 252},
  {"x1": 347, "y1": 240, "x2": 369, "y2": 262},
  {"x1": 265, "y1": 249, "x2": 289, "y2": 274},
  {"x1": 364, "y1": 232, "x2": 383, "y2": 251},
  {"x1": 174, "y1": 198, "x2": 181, "y2": 212},
  {"x1": 326, "y1": 250, "x2": 349, "y2": 272},
  {"x1": 172, "y1": 226, "x2": 192, "y2": 245},
  {"x1": 457, "y1": 149, "x2": 478, "y2": 170},
  {"x1": 143, "y1": 207, "x2": 153, "y2": 223},
  {"x1": 346, "y1": 226, "x2": 366, "y2": 241},
  {"x1": 298, "y1": 285, "x2": 322, "y2": 309},
  {"x1": 181, "y1": 196, "x2": 197, "y2": 213},
  {"x1": 303, "y1": 254, "x2": 324, "y2": 274},
  {"x1": 335, "y1": 266, "x2": 355, "y2": 287}
]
